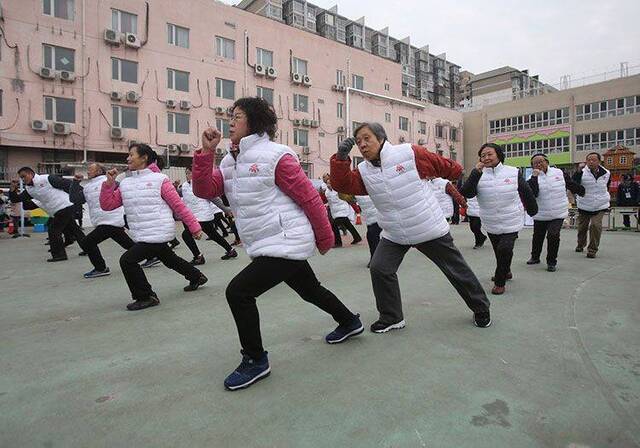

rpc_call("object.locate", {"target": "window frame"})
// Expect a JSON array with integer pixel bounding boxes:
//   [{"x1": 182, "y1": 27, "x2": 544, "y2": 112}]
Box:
[
  {"x1": 293, "y1": 93, "x2": 309, "y2": 112},
  {"x1": 293, "y1": 128, "x2": 309, "y2": 147},
  {"x1": 167, "y1": 68, "x2": 190, "y2": 92},
  {"x1": 167, "y1": 111, "x2": 190, "y2": 134},
  {"x1": 215, "y1": 78, "x2": 236, "y2": 100},
  {"x1": 111, "y1": 57, "x2": 138, "y2": 84},
  {"x1": 112, "y1": 104, "x2": 138, "y2": 129},
  {"x1": 43, "y1": 44, "x2": 75, "y2": 72},
  {"x1": 215, "y1": 36, "x2": 236, "y2": 60},
  {"x1": 43, "y1": 0, "x2": 75, "y2": 20},
  {"x1": 111, "y1": 8, "x2": 137, "y2": 33},
  {"x1": 167, "y1": 23, "x2": 190, "y2": 48},
  {"x1": 44, "y1": 96, "x2": 76, "y2": 123}
]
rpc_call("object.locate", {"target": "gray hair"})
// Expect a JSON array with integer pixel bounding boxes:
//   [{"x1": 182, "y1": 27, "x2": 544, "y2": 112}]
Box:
[
  {"x1": 90, "y1": 163, "x2": 106, "y2": 175},
  {"x1": 353, "y1": 122, "x2": 388, "y2": 143}
]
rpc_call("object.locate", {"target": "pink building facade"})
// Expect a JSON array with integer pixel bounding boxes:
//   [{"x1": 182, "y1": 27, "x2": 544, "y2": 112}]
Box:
[{"x1": 0, "y1": 0, "x2": 463, "y2": 180}]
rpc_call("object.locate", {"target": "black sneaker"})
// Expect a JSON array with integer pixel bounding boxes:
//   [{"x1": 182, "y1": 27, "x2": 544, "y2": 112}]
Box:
[
  {"x1": 474, "y1": 311, "x2": 492, "y2": 328},
  {"x1": 190, "y1": 254, "x2": 205, "y2": 265},
  {"x1": 526, "y1": 258, "x2": 540, "y2": 265},
  {"x1": 79, "y1": 251, "x2": 88, "y2": 256},
  {"x1": 370, "y1": 319, "x2": 406, "y2": 333},
  {"x1": 351, "y1": 237, "x2": 362, "y2": 245},
  {"x1": 575, "y1": 246, "x2": 583, "y2": 253},
  {"x1": 547, "y1": 264, "x2": 557, "y2": 272},
  {"x1": 47, "y1": 256, "x2": 68, "y2": 262},
  {"x1": 84, "y1": 268, "x2": 111, "y2": 279},
  {"x1": 224, "y1": 351, "x2": 271, "y2": 391},
  {"x1": 126, "y1": 293, "x2": 160, "y2": 311},
  {"x1": 325, "y1": 314, "x2": 364, "y2": 344},
  {"x1": 473, "y1": 236, "x2": 487, "y2": 249},
  {"x1": 184, "y1": 273, "x2": 208, "y2": 291},
  {"x1": 221, "y1": 249, "x2": 238, "y2": 260},
  {"x1": 169, "y1": 239, "x2": 180, "y2": 249},
  {"x1": 140, "y1": 257, "x2": 161, "y2": 268}
]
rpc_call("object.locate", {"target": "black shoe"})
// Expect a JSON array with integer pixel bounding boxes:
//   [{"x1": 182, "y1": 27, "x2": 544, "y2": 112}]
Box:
[
  {"x1": 491, "y1": 272, "x2": 512, "y2": 281},
  {"x1": 126, "y1": 293, "x2": 160, "y2": 311},
  {"x1": 47, "y1": 256, "x2": 68, "y2": 262},
  {"x1": 370, "y1": 319, "x2": 406, "y2": 333},
  {"x1": 169, "y1": 239, "x2": 180, "y2": 249},
  {"x1": 526, "y1": 258, "x2": 540, "y2": 265},
  {"x1": 140, "y1": 257, "x2": 161, "y2": 268},
  {"x1": 351, "y1": 237, "x2": 362, "y2": 245},
  {"x1": 78, "y1": 251, "x2": 88, "y2": 256},
  {"x1": 231, "y1": 239, "x2": 241, "y2": 246},
  {"x1": 474, "y1": 311, "x2": 492, "y2": 328},
  {"x1": 575, "y1": 246, "x2": 583, "y2": 253},
  {"x1": 184, "y1": 273, "x2": 208, "y2": 291},
  {"x1": 473, "y1": 236, "x2": 487, "y2": 249},
  {"x1": 190, "y1": 254, "x2": 205, "y2": 265},
  {"x1": 586, "y1": 252, "x2": 596, "y2": 259},
  {"x1": 221, "y1": 249, "x2": 238, "y2": 260},
  {"x1": 64, "y1": 239, "x2": 75, "y2": 247},
  {"x1": 547, "y1": 264, "x2": 557, "y2": 272}
]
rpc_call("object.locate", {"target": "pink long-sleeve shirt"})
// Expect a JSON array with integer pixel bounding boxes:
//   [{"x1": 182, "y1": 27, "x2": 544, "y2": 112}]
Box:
[
  {"x1": 100, "y1": 166, "x2": 201, "y2": 235},
  {"x1": 191, "y1": 149, "x2": 334, "y2": 253}
]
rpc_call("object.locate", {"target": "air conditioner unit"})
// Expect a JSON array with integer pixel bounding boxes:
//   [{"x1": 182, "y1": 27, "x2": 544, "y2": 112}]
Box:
[
  {"x1": 337, "y1": 85, "x2": 346, "y2": 92},
  {"x1": 302, "y1": 119, "x2": 311, "y2": 127},
  {"x1": 110, "y1": 91, "x2": 123, "y2": 101},
  {"x1": 226, "y1": 107, "x2": 234, "y2": 116},
  {"x1": 266, "y1": 67, "x2": 278, "y2": 79},
  {"x1": 126, "y1": 91, "x2": 140, "y2": 103},
  {"x1": 59, "y1": 70, "x2": 76, "y2": 82},
  {"x1": 110, "y1": 127, "x2": 124, "y2": 139},
  {"x1": 332, "y1": 84, "x2": 343, "y2": 91},
  {"x1": 302, "y1": 146, "x2": 310, "y2": 155},
  {"x1": 179, "y1": 143, "x2": 190, "y2": 153},
  {"x1": 310, "y1": 120, "x2": 319, "y2": 128},
  {"x1": 52, "y1": 122, "x2": 71, "y2": 135},
  {"x1": 123, "y1": 33, "x2": 141, "y2": 48},
  {"x1": 254, "y1": 64, "x2": 266, "y2": 76},
  {"x1": 39, "y1": 67, "x2": 55, "y2": 79},
  {"x1": 302, "y1": 75, "x2": 312, "y2": 86},
  {"x1": 166, "y1": 99, "x2": 177, "y2": 108},
  {"x1": 103, "y1": 29, "x2": 120, "y2": 45},
  {"x1": 291, "y1": 72, "x2": 302, "y2": 84},
  {"x1": 167, "y1": 144, "x2": 179, "y2": 154},
  {"x1": 214, "y1": 106, "x2": 224, "y2": 114},
  {"x1": 31, "y1": 120, "x2": 48, "y2": 132},
  {"x1": 179, "y1": 100, "x2": 192, "y2": 110},
  {"x1": 337, "y1": 126, "x2": 345, "y2": 133},
  {"x1": 293, "y1": 119, "x2": 302, "y2": 126}
]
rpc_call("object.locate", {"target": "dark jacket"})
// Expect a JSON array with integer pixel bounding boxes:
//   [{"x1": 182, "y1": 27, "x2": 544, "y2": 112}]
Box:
[{"x1": 616, "y1": 181, "x2": 639, "y2": 206}]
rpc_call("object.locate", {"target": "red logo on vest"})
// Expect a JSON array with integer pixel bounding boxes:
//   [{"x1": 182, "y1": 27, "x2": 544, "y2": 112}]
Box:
[
  {"x1": 249, "y1": 163, "x2": 259, "y2": 174},
  {"x1": 395, "y1": 164, "x2": 405, "y2": 173},
  {"x1": 146, "y1": 182, "x2": 153, "y2": 187},
  {"x1": 504, "y1": 178, "x2": 512, "y2": 184}
]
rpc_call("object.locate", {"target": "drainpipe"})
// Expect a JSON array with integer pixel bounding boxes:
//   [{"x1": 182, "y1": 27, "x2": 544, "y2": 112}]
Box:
[
  {"x1": 81, "y1": 0, "x2": 87, "y2": 163},
  {"x1": 346, "y1": 58, "x2": 351, "y2": 135},
  {"x1": 243, "y1": 30, "x2": 248, "y2": 96}
]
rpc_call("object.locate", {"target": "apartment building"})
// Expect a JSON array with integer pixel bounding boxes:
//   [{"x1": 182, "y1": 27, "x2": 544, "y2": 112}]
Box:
[{"x1": 0, "y1": 0, "x2": 464, "y2": 181}]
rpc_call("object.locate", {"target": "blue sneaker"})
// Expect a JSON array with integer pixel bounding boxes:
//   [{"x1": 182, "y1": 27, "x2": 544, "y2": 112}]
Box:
[
  {"x1": 224, "y1": 351, "x2": 271, "y2": 391},
  {"x1": 325, "y1": 314, "x2": 364, "y2": 344},
  {"x1": 83, "y1": 268, "x2": 111, "y2": 279}
]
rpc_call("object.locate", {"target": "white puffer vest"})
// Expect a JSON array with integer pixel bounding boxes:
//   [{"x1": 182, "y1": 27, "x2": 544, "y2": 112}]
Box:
[
  {"x1": 576, "y1": 166, "x2": 610, "y2": 212},
  {"x1": 429, "y1": 177, "x2": 454, "y2": 218},
  {"x1": 83, "y1": 175, "x2": 125, "y2": 227},
  {"x1": 533, "y1": 167, "x2": 569, "y2": 221},
  {"x1": 476, "y1": 163, "x2": 524, "y2": 234},
  {"x1": 466, "y1": 197, "x2": 480, "y2": 217},
  {"x1": 181, "y1": 181, "x2": 220, "y2": 222},
  {"x1": 26, "y1": 174, "x2": 73, "y2": 216},
  {"x1": 219, "y1": 133, "x2": 316, "y2": 260},
  {"x1": 119, "y1": 169, "x2": 176, "y2": 243},
  {"x1": 325, "y1": 188, "x2": 354, "y2": 220},
  {"x1": 356, "y1": 195, "x2": 378, "y2": 225},
  {"x1": 358, "y1": 142, "x2": 449, "y2": 245}
]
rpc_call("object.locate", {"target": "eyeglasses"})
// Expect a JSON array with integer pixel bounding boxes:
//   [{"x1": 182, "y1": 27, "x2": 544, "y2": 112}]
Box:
[{"x1": 230, "y1": 114, "x2": 246, "y2": 122}]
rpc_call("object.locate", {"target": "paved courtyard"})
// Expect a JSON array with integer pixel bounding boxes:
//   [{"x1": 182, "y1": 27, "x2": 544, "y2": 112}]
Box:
[{"x1": 1, "y1": 224, "x2": 639, "y2": 447}]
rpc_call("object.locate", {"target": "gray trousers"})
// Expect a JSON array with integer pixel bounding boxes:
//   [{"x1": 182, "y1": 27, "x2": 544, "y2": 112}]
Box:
[{"x1": 369, "y1": 233, "x2": 490, "y2": 324}]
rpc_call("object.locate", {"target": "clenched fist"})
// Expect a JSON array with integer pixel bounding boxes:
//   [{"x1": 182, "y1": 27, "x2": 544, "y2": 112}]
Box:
[
  {"x1": 106, "y1": 168, "x2": 118, "y2": 184},
  {"x1": 337, "y1": 137, "x2": 356, "y2": 160},
  {"x1": 202, "y1": 127, "x2": 222, "y2": 153},
  {"x1": 531, "y1": 169, "x2": 541, "y2": 177}
]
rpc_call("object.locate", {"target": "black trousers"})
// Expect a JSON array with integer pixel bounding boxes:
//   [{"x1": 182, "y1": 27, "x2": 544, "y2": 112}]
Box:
[
  {"x1": 488, "y1": 232, "x2": 518, "y2": 287},
  {"x1": 531, "y1": 219, "x2": 563, "y2": 265},
  {"x1": 182, "y1": 220, "x2": 232, "y2": 257},
  {"x1": 451, "y1": 201, "x2": 460, "y2": 224},
  {"x1": 49, "y1": 207, "x2": 86, "y2": 258},
  {"x1": 119, "y1": 242, "x2": 201, "y2": 300},
  {"x1": 366, "y1": 222, "x2": 382, "y2": 258},
  {"x1": 225, "y1": 256, "x2": 356, "y2": 359},
  {"x1": 82, "y1": 225, "x2": 134, "y2": 271},
  {"x1": 468, "y1": 216, "x2": 487, "y2": 246},
  {"x1": 213, "y1": 213, "x2": 229, "y2": 237},
  {"x1": 332, "y1": 216, "x2": 361, "y2": 246}
]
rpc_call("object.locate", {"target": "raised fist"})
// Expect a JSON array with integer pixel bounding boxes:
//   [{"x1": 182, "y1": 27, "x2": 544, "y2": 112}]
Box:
[
  {"x1": 337, "y1": 137, "x2": 356, "y2": 160},
  {"x1": 202, "y1": 127, "x2": 222, "y2": 153}
]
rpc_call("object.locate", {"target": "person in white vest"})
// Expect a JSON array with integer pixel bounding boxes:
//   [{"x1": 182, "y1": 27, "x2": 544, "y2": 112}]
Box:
[
  {"x1": 100, "y1": 144, "x2": 208, "y2": 311},
  {"x1": 321, "y1": 174, "x2": 362, "y2": 247},
  {"x1": 10, "y1": 167, "x2": 86, "y2": 262},
  {"x1": 179, "y1": 167, "x2": 238, "y2": 264},
  {"x1": 68, "y1": 163, "x2": 135, "y2": 278},
  {"x1": 330, "y1": 122, "x2": 492, "y2": 331},
  {"x1": 428, "y1": 177, "x2": 467, "y2": 221},
  {"x1": 526, "y1": 153, "x2": 585, "y2": 271},
  {"x1": 571, "y1": 152, "x2": 611, "y2": 258},
  {"x1": 465, "y1": 197, "x2": 487, "y2": 249},
  {"x1": 191, "y1": 97, "x2": 363, "y2": 391},
  {"x1": 355, "y1": 195, "x2": 381, "y2": 266},
  {"x1": 461, "y1": 143, "x2": 538, "y2": 295}
]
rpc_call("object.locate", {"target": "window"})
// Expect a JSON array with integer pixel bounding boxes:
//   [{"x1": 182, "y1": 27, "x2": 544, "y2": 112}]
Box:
[
  {"x1": 418, "y1": 121, "x2": 426, "y2": 135},
  {"x1": 215, "y1": 118, "x2": 230, "y2": 138},
  {"x1": 385, "y1": 113, "x2": 391, "y2": 123},
  {"x1": 352, "y1": 74, "x2": 364, "y2": 90},
  {"x1": 294, "y1": 128, "x2": 309, "y2": 146},
  {"x1": 256, "y1": 48, "x2": 273, "y2": 67},
  {"x1": 293, "y1": 94, "x2": 308, "y2": 112},
  {"x1": 111, "y1": 9, "x2": 137, "y2": 33},
  {"x1": 112, "y1": 105, "x2": 138, "y2": 129},
  {"x1": 607, "y1": 157, "x2": 613, "y2": 165},
  {"x1": 167, "y1": 112, "x2": 189, "y2": 134},
  {"x1": 384, "y1": 83, "x2": 390, "y2": 91},
  {"x1": 167, "y1": 68, "x2": 189, "y2": 92},
  {"x1": 336, "y1": 69, "x2": 345, "y2": 86},
  {"x1": 256, "y1": 86, "x2": 274, "y2": 105},
  {"x1": 435, "y1": 124, "x2": 443, "y2": 138},
  {"x1": 620, "y1": 156, "x2": 627, "y2": 165},
  {"x1": 43, "y1": 44, "x2": 75, "y2": 72},
  {"x1": 215, "y1": 36, "x2": 235, "y2": 60},
  {"x1": 43, "y1": 0, "x2": 74, "y2": 20},
  {"x1": 337, "y1": 102, "x2": 343, "y2": 119},
  {"x1": 216, "y1": 78, "x2": 235, "y2": 100},
  {"x1": 450, "y1": 127, "x2": 458, "y2": 141},
  {"x1": 293, "y1": 57, "x2": 307, "y2": 75},
  {"x1": 399, "y1": 116, "x2": 409, "y2": 131},
  {"x1": 44, "y1": 96, "x2": 75, "y2": 123},
  {"x1": 0, "y1": 90, "x2": 3, "y2": 116},
  {"x1": 111, "y1": 58, "x2": 138, "y2": 83},
  {"x1": 167, "y1": 23, "x2": 189, "y2": 48}
]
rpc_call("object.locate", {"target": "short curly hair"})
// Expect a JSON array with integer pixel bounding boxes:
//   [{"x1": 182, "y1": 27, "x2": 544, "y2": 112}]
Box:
[{"x1": 232, "y1": 97, "x2": 278, "y2": 140}]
